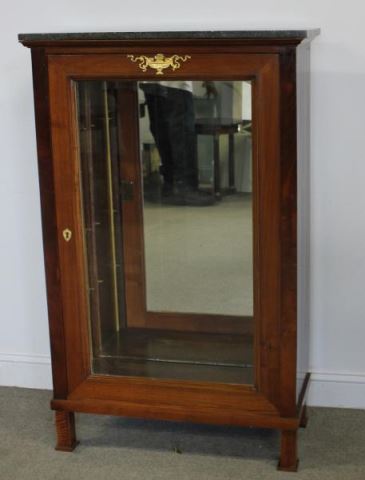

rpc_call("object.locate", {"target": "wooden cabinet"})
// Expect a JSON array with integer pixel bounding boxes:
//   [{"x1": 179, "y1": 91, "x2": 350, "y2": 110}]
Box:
[{"x1": 19, "y1": 29, "x2": 319, "y2": 471}]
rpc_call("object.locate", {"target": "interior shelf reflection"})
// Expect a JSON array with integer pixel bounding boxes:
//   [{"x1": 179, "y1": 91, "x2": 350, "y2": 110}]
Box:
[{"x1": 93, "y1": 327, "x2": 254, "y2": 384}]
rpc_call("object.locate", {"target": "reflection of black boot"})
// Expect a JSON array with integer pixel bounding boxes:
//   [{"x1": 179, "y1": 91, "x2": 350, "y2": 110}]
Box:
[
  {"x1": 161, "y1": 182, "x2": 174, "y2": 197},
  {"x1": 143, "y1": 172, "x2": 162, "y2": 202},
  {"x1": 183, "y1": 189, "x2": 216, "y2": 206},
  {"x1": 162, "y1": 183, "x2": 216, "y2": 206}
]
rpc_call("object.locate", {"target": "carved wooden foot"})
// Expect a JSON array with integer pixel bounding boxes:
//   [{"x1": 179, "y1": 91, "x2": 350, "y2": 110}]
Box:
[
  {"x1": 55, "y1": 410, "x2": 79, "y2": 452},
  {"x1": 299, "y1": 405, "x2": 308, "y2": 428},
  {"x1": 277, "y1": 430, "x2": 298, "y2": 472}
]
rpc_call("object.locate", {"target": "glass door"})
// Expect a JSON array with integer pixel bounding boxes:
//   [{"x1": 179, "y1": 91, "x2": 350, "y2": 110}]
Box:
[{"x1": 75, "y1": 78, "x2": 255, "y2": 384}]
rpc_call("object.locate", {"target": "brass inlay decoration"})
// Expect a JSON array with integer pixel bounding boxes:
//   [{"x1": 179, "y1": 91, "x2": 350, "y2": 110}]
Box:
[
  {"x1": 127, "y1": 53, "x2": 191, "y2": 75},
  {"x1": 62, "y1": 228, "x2": 72, "y2": 242}
]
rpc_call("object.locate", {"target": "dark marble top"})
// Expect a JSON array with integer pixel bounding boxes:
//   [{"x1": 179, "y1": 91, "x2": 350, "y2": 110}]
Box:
[{"x1": 18, "y1": 29, "x2": 320, "y2": 44}]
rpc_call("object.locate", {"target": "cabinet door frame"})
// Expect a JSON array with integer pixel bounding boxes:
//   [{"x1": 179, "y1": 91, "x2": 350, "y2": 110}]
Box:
[{"x1": 37, "y1": 47, "x2": 293, "y2": 418}]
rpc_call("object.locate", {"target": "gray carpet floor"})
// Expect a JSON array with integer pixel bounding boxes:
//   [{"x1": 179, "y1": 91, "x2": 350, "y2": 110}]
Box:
[{"x1": 1, "y1": 387, "x2": 365, "y2": 480}]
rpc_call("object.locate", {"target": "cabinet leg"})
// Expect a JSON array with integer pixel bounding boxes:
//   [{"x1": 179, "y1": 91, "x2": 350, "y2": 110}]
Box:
[
  {"x1": 55, "y1": 410, "x2": 79, "y2": 452},
  {"x1": 299, "y1": 404, "x2": 308, "y2": 428},
  {"x1": 277, "y1": 430, "x2": 299, "y2": 472}
]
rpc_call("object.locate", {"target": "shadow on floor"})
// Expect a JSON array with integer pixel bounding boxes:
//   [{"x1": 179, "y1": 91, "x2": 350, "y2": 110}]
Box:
[{"x1": 79, "y1": 414, "x2": 278, "y2": 460}]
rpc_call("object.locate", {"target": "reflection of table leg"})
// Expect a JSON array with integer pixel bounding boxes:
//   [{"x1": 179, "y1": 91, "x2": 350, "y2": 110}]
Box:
[
  {"x1": 228, "y1": 133, "x2": 235, "y2": 192},
  {"x1": 213, "y1": 133, "x2": 221, "y2": 198}
]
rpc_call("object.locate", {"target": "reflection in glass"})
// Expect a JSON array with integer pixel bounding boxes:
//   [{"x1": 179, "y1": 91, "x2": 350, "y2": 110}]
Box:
[
  {"x1": 76, "y1": 79, "x2": 254, "y2": 384},
  {"x1": 140, "y1": 80, "x2": 253, "y2": 316},
  {"x1": 76, "y1": 81, "x2": 125, "y2": 357}
]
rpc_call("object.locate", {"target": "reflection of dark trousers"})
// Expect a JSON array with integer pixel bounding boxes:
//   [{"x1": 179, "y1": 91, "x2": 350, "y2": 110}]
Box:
[{"x1": 141, "y1": 84, "x2": 198, "y2": 190}]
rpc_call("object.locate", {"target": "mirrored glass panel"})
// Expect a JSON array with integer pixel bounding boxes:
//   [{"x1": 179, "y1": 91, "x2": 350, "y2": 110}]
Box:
[
  {"x1": 140, "y1": 80, "x2": 253, "y2": 316},
  {"x1": 76, "y1": 79, "x2": 254, "y2": 384}
]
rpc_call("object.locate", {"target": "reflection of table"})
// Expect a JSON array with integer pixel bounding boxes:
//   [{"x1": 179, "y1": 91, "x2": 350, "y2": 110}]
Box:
[{"x1": 195, "y1": 118, "x2": 251, "y2": 197}]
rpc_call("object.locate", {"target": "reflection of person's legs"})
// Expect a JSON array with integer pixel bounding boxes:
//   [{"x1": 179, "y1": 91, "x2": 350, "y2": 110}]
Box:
[
  {"x1": 143, "y1": 94, "x2": 173, "y2": 192},
  {"x1": 142, "y1": 83, "x2": 214, "y2": 205},
  {"x1": 165, "y1": 88, "x2": 198, "y2": 191}
]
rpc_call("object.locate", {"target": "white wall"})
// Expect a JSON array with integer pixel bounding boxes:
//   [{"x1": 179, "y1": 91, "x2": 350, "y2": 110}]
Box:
[{"x1": 1, "y1": 0, "x2": 365, "y2": 408}]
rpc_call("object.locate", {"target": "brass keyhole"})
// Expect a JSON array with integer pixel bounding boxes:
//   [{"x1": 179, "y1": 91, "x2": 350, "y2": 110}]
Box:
[{"x1": 62, "y1": 228, "x2": 72, "y2": 242}]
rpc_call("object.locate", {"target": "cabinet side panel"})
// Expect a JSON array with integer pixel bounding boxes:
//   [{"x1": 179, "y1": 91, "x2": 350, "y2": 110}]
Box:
[
  {"x1": 278, "y1": 48, "x2": 298, "y2": 416},
  {"x1": 31, "y1": 48, "x2": 69, "y2": 397},
  {"x1": 296, "y1": 43, "x2": 311, "y2": 400}
]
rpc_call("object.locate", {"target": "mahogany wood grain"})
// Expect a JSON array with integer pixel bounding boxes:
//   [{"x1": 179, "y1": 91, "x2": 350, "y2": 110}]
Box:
[
  {"x1": 23, "y1": 34, "x2": 316, "y2": 469},
  {"x1": 31, "y1": 48, "x2": 69, "y2": 398},
  {"x1": 67, "y1": 375, "x2": 272, "y2": 412},
  {"x1": 47, "y1": 52, "x2": 278, "y2": 80},
  {"x1": 278, "y1": 430, "x2": 299, "y2": 472},
  {"x1": 46, "y1": 47, "x2": 287, "y2": 438},
  {"x1": 252, "y1": 55, "x2": 281, "y2": 403},
  {"x1": 52, "y1": 398, "x2": 299, "y2": 431},
  {"x1": 278, "y1": 47, "x2": 298, "y2": 417},
  {"x1": 55, "y1": 411, "x2": 78, "y2": 452},
  {"x1": 51, "y1": 372, "x2": 310, "y2": 434},
  {"x1": 48, "y1": 62, "x2": 91, "y2": 393},
  {"x1": 46, "y1": 51, "x2": 283, "y2": 399}
]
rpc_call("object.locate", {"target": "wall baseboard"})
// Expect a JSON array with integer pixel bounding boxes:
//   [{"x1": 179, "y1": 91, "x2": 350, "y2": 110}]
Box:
[
  {"x1": 1, "y1": 354, "x2": 364, "y2": 409},
  {"x1": 308, "y1": 371, "x2": 365, "y2": 409},
  {"x1": 0, "y1": 353, "x2": 52, "y2": 390}
]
